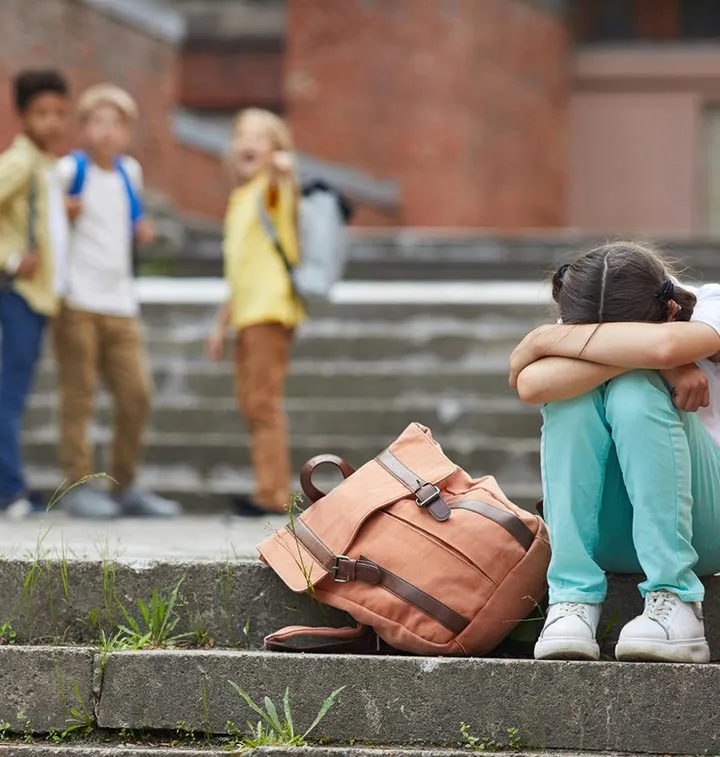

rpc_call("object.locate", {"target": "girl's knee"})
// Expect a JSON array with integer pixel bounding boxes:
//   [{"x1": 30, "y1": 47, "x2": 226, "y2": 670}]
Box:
[
  {"x1": 605, "y1": 370, "x2": 671, "y2": 418},
  {"x1": 543, "y1": 387, "x2": 602, "y2": 422}
]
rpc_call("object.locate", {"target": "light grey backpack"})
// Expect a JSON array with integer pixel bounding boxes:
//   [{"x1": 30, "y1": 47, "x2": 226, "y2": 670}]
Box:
[{"x1": 259, "y1": 182, "x2": 352, "y2": 310}]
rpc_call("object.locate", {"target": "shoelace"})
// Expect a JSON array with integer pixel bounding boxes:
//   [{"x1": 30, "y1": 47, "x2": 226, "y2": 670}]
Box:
[
  {"x1": 555, "y1": 602, "x2": 591, "y2": 621},
  {"x1": 644, "y1": 591, "x2": 676, "y2": 624}
]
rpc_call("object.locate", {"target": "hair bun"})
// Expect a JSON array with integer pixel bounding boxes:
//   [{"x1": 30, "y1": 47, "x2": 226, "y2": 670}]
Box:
[
  {"x1": 552, "y1": 263, "x2": 570, "y2": 302},
  {"x1": 656, "y1": 279, "x2": 676, "y2": 303}
]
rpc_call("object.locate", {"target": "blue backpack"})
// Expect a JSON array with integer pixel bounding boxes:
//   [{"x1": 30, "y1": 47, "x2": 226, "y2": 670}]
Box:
[
  {"x1": 67, "y1": 151, "x2": 144, "y2": 274},
  {"x1": 67, "y1": 150, "x2": 144, "y2": 223}
]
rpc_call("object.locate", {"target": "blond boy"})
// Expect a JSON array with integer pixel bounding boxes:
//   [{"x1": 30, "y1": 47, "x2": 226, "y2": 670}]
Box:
[{"x1": 54, "y1": 84, "x2": 179, "y2": 518}]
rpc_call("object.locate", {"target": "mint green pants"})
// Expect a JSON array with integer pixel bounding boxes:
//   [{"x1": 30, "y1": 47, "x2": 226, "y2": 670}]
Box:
[{"x1": 541, "y1": 370, "x2": 720, "y2": 604}]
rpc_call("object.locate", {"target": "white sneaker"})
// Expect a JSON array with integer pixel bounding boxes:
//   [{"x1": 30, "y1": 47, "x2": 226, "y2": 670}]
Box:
[
  {"x1": 534, "y1": 602, "x2": 602, "y2": 661},
  {"x1": 615, "y1": 590, "x2": 710, "y2": 663}
]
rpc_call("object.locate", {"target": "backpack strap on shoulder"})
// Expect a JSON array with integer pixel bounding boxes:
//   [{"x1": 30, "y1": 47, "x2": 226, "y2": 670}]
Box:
[
  {"x1": 114, "y1": 157, "x2": 144, "y2": 225},
  {"x1": 67, "y1": 150, "x2": 89, "y2": 198}
]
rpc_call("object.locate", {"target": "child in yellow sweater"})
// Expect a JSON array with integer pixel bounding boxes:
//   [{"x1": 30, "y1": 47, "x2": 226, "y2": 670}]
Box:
[{"x1": 208, "y1": 109, "x2": 303, "y2": 516}]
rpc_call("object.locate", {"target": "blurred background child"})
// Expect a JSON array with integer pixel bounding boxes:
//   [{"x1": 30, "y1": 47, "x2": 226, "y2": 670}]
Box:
[
  {"x1": 207, "y1": 108, "x2": 303, "y2": 517},
  {"x1": 0, "y1": 70, "x2": 70, "y2": 518},
  {"x1": 54, "y1": 84, "x2": 179, "y2": 519}
]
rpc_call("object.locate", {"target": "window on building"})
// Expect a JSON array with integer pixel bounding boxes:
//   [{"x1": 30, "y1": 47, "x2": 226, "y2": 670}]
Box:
[{"x1": 573, "y1": 0, "x2": 720, "y2": 43}]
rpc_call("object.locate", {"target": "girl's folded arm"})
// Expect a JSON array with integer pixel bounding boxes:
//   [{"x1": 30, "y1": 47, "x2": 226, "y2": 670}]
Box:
[
  {"x1": 521, "y1": 321, "x2": 720, "y2": 372},
  {"x1": 516, "y1": 358, "x2": 628, "y2": 405}
]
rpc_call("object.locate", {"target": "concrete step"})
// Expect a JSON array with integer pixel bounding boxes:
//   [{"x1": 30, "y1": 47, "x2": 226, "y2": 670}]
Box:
[
  {"x1": 0, "y1": 746, "x2": 592, "y2": 757},
  {"x1": 0, "y1": 631, "x2": 719, "y2": 753},
  {"x1": 168, "y1": 229, "x2": 720, "y2": 283},
  {"x1": 1, "y1": 555, "x2": 717, "y2": 660},
  {"x1": 134, "y1": 284, "x2": 552, "y2": 326},
  {"x1": 34, "y1": 359, "x2": 520, "y2": 401},
  {"x1": 21, "y1": 465, "x2": 540, "y2": 515},
  {"x1": 21, "y1": 431, "x2": 541, "y2": 489},
  {"x1": 25, "y1": 396, "x2": 542, "y2": 439},
  {"x1": 82, "y1": 323, "x2": 531, "y2": 364}
]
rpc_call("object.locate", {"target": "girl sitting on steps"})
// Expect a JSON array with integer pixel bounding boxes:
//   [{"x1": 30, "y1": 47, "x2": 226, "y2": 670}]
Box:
[{"x1": 510, "y1": 241, "x2": 720, "y2": 663}]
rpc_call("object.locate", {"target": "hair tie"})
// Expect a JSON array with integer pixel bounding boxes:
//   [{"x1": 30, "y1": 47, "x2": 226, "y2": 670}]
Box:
[
  {"x1": 551, "y1": 263, "x2": 570, "y2": 302},
  {"x1": 657, "y1": 279, "x2": 676, "y2": 303}
]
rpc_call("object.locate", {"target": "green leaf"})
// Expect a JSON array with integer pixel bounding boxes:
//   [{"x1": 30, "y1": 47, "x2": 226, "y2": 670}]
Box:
[
  {"x1": 228, "y1": 681, "x2": 276, "y2": 730},
  {"x1": 302, "y1": 686, "x2": 345, "y2": 739},
  {"x1": 263, "y1": 696, "x2": 283, "y2": 733},
  {"x1": 282, "y1": 687, "x2": 294, "y2": 737}
]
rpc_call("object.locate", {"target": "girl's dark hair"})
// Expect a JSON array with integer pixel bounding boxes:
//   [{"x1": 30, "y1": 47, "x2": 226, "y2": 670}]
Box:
[
  {"x1": 552, "y1": 241, "x2": 697, "y2": 325},
  {"x1": 13, "y1": 70, "x2": 69, "y2": 113}
]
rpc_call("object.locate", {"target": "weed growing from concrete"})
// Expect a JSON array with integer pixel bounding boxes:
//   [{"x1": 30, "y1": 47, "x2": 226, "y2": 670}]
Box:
[
  {"x1": 98, "y1": 629, "x2": 131, "y2": 671},
  {"x1": 189, "y1": 615, "x2": 215, "y2": 649},
  {"x1": 117, "y1": 579, "x2": 192, "y2": 649},
  {"x1": 17, "y1": 712, "x2": 33, "y2": 744},
  {"x1": 58, "y1": 538, "x2": 70, "y2": 601},
  {"x1": 460, "y1": 722, "x2": 523, "y2": 752},
  {"x1": 0, "y1": 722, "x2": 10, "y2": 741},
  {"x1": 63, "y1": 681, "x2": 94, "y2": 738},
  {"x1": 175, "y1": 720, "x2": 201, "y2": 744},
  {"x1": 227, "y1": 682, "x2": 344, "y2": 747},
  {"x1": 0, "y1": 622, "x2": 16, "y2": 645}
]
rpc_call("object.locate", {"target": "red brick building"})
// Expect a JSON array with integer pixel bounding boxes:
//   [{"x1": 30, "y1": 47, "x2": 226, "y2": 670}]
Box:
[{"x1": 2, "y1": 0, "x2": 720, "y2": 235}]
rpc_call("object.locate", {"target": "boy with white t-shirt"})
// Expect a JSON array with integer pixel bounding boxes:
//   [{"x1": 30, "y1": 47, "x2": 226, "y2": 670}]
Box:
[{"x1": 54, "y1": 84, "x2": 179, "y2": 519}]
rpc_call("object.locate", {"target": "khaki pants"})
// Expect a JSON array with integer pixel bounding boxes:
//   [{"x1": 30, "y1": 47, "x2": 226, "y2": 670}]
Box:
[
  {"x1": 54, "y1": 306, "x2": 152, "y2": 490},
  {"x1": 234, "y1": 323, "x2": 293, "y2": 512}
]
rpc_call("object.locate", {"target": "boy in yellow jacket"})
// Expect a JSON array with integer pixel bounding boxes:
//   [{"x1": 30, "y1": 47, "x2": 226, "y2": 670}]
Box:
[{"x1": 0, "y1": 70, "x2": 70, "y2": 516}]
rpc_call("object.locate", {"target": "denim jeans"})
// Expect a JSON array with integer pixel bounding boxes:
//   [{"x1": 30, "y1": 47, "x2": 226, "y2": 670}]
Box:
[
  {"x1": 0, "y1": 291, "x2": 46, "y2": 502},
  {"x1": 541, "y1": 370, "x2": 720, "y2": 604}
]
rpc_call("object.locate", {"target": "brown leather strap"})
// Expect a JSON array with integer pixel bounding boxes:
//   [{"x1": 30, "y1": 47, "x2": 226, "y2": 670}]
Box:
[
  {"x1": 375, "y1": 449, "x2": 451, "y2": 522},
  {"x1": 289, "y1": 520, "x2": 468, "y2": 633},
  {"x1": 452, "y1": 501, "x2": 535, "y2": 551},
  {"x1": 300, "y1": 455, "x2": 356, "y2": 503},
  {"x1": 291, "y1": 519, "x2": 382, "y2": 583},
  {"x1": 264, "y1": 624, "x2": 383, "y2": 654},
  {"x1": 367, "y1": 557, "x2": 468, "y2": 633}
]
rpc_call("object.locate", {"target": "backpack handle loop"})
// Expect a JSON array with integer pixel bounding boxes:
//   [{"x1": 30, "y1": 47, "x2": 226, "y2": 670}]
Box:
[{"x1": 300, "y1": 454, "x2": 355, "y2": 503}]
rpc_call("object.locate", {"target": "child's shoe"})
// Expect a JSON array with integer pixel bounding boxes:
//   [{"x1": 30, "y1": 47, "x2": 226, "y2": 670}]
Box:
[
  {"x1": 534, "y1": 602, "x2": 602, "y2": 661},
  {"x1": 615, "y1": 590, "x2": 710, "y2": 663},
  {"x1": 116, "y1": 488, "x2": 181, "y2": 518},
  {"x1": 63, "y1": 484, "x2": 121, "y2": 519}
]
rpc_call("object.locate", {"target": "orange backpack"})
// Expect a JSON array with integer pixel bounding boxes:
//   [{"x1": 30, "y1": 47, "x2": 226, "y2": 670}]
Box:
[{"x1": 259, "y1": 423, "x2": 550, "y2": 656}]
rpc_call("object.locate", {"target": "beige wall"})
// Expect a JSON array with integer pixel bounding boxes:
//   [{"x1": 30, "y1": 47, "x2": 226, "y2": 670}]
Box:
[
  {"x1": 569, "y1": 91, "x2": 700, "y2": 234},
  {"x1": 568, "y1": 48, "x2": 720, "y2": 237}
]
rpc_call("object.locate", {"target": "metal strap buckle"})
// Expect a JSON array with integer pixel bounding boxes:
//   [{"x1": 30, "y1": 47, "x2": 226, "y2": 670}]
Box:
[
  {"x1": 331, "y1": 555, "x2": 352, "y2": 583},
  {"x1": 416, "y1": 484, "x2": 441, "y2": 508}
]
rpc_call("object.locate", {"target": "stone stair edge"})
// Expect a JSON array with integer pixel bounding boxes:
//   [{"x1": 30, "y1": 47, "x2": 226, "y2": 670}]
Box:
[
  {"x1": 2, "y1": 556, "x2": 720, "y2": 659},
  {"x1": 0, "y1": 745, "x2": 666, "y2": 757},
  {"x1": 0, "y1": 644, "x2": 718, "y2": 754}
]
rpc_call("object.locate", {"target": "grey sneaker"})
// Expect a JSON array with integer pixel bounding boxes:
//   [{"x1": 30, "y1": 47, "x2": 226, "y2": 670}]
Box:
[
  {"x1": 63, "y1": 485, "x2": 121, "y2": 520},
  {"x1": 116, "y1": 488, "x2": 181, "y2": 518}
]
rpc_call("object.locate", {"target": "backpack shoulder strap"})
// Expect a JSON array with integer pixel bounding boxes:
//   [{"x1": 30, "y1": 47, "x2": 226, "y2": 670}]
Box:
[
  {"x1": 257, "y1": 192, "x2": 294, "y2": 274},
  {"x1": 114, "y1": 156, "x2": 144, "y2": 225},
  {"x1": 67, "y1": 150, "x2": 89, "y2": 198}
]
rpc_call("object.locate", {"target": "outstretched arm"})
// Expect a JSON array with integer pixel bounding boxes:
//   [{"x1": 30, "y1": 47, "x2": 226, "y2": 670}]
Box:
[{"x1": 510, "y1": 321, "x2": 720, "y2": 387}]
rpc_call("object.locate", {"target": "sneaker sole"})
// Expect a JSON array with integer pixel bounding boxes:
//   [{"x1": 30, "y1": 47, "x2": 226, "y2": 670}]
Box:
[
  {"x1": 534, "y1": 637, "x2": 600, "y2": 661},
  {"x1": 615, "y1": 638, "x2": 710, "y2": 663}
]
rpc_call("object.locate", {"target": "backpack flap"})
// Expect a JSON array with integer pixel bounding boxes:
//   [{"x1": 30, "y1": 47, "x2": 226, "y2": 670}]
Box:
[{"x1": 258, "y1": 423, "x2": 456, "y2": 593}]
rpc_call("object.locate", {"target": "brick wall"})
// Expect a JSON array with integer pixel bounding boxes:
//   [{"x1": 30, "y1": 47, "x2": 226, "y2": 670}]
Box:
[
  {"x1": 286, "y1": 0, "x2": 570, "y2": 227},
  {"x1": 180, "y1": 41, "x2": 284, "y2": 112},
  {"x1": 0, "y1": 0, "x2": 179, "y2": 197}
]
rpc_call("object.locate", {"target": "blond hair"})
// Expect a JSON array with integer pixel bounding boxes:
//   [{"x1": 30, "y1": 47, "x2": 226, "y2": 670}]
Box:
[
  {"x1": 233, "y1": 108, "x2": 293, "y2": 151},
  {"x1": 77, "y1": 84, "x2": 138, "y2": 122}
]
